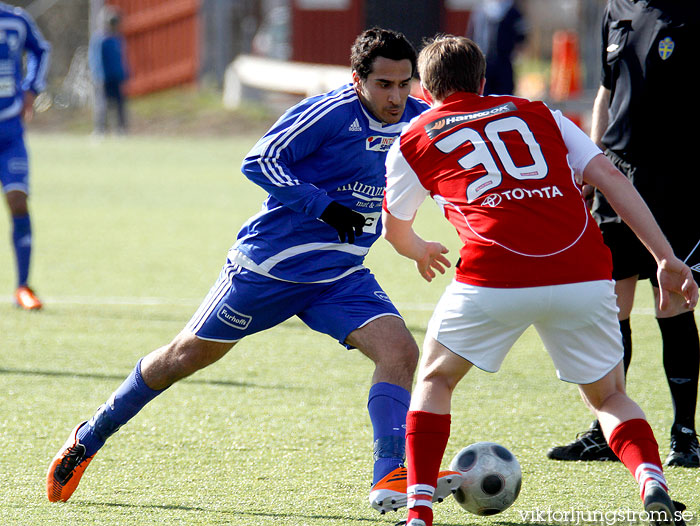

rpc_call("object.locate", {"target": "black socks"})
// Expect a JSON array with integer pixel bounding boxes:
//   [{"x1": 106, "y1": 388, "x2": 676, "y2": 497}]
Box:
[{"x1": 658, "y1": 312, "x2": 700, "y2": 431}]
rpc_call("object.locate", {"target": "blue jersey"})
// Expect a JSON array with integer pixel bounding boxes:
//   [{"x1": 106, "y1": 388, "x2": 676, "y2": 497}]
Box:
[
  {"x1": 101, "y1": 34, "x2": 128, "y2": 84},
  {"x1": 236, "y1": 83, "x2": 428, "y2": 283},
  {"x1": 0, "y1": 3, "x2": 50, "y2": 132}
]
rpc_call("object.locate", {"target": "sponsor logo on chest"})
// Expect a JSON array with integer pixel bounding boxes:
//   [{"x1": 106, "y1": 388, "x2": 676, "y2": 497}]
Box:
[
  {"x1": 480, "y1": 186, "x2": 564, "y2": 206},
  {"x1": 335, "y1": 181, "x2": 385, "y2": 208},
  {"x1": 366, "y1": 135, "x2": 396, "y2": 152}
]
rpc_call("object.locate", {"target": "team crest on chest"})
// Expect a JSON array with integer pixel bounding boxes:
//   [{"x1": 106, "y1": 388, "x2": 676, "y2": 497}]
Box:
[{"x1": 658, "y1": 37, "x2": 674, "y2": 60}]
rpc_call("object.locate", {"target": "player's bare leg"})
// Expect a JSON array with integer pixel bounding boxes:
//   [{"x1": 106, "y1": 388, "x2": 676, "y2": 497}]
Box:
[
  {"x1": 579, "y1": 364, "x2": 685, "y2": 523},
  {"x1": 577, "y1": 362, "x2": 643, "y2": 432},
  {"x1": 409, "y1": 337, "x2": 472, "y2": 415},
  {"x1": 347, "y1": 314, "x2": 418, "y2": 390},
  {"x1": 5, "y1": 189, "x2": 28, "y2": 216},
  {"x1": 141, "y1": 331, "x2": 237, "y2": 390},
  {"x1": 614, "y1": 275, "x2": 638, "y2": 320},
  {"x1": 47, "y1": 332, "x2": 235, "y2": 502}
]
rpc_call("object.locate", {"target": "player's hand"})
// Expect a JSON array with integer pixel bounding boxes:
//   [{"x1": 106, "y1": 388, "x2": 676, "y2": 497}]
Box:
[
  {"x1": 320, "y1": 201, "x2": 366, "y2": 244},
  {"x1": 416, "y1": 242, "x2": 451, "y2": 282},
  {"x1": 22, "y1": 91, "x2": 36, "y2": 122},
  {"x1": 657, "y1": 256, "x2": 699, "y2": 311},
  {"x1": 582, "y1": 184, "x2": 594, "y2": 211}
]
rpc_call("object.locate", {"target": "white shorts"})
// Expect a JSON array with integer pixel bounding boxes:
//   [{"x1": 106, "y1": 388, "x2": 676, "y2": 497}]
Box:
[{"x1": 426, "y1": 280, "x2": 623, "y2": 384}]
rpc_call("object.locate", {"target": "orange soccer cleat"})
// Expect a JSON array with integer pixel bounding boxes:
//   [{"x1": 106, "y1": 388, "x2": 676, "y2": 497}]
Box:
[
  {"x1": 47, "y1": 423, "x2": 95, "y2": 502},
  {"x1": 369, "y1": 466, "x2": 463, "y2": 514},
  {"x1": 14, "y1": 285, "x2": 42, "y2": 310}
]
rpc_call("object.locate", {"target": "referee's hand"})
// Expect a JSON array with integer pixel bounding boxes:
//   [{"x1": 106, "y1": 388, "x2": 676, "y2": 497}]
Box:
[{"x1": 320, "y1": 201, "x2": 366, "y2": 244}]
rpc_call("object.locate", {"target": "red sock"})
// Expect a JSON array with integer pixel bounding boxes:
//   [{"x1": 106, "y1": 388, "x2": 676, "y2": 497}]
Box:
[
  {"x1": 608, "y1": 418, "x2": 667, "y2": 500},
  {"x1": 405, "y1": 411, "x2": 451, "y2": 526}
]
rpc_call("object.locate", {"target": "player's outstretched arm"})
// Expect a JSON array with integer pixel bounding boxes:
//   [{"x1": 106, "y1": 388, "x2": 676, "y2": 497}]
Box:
[
  {"x1": 382, "y1": 210, "x2": 450, "y2": 282},
  {"x1": 583, "y1": 154, "x2": 698, "y2": 311}
]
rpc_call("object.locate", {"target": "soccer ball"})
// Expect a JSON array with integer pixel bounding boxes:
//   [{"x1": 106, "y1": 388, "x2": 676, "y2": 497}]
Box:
[{"x1": 449, "y1": 441, "x2": 522, "y2": 516}]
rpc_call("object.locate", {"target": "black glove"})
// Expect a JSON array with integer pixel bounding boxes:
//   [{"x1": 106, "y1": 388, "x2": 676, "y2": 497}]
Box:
[{"x1": 320, "y1": 201, "x2": 366, "y2": 244}]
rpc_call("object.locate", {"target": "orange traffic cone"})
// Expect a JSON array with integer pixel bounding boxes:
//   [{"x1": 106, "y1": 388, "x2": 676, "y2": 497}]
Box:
[
  {"x1": 550, "y1": 30, "x2": 584, "y2": 129},
  {"x1": 550, "y1": 30, "x2": 581, "y2": 101}
]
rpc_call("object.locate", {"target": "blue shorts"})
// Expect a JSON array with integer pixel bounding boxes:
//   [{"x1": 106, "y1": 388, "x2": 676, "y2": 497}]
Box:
[
  {"x1": 185, "y1": 259, "x2": 401, "y2": 346},
  {"x1": 0, "y1": 133, "x2": 29, "y2": 194}
]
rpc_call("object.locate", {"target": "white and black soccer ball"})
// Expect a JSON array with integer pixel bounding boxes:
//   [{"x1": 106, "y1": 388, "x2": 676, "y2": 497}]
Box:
[{"x1": 449, "y1": 441, "x2": 522, "y2": 516}]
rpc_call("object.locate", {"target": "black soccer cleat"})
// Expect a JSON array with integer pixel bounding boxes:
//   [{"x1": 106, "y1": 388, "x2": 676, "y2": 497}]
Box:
[
  {"x1": 665, "y1": 424, "x2": 700, "y2": 468},
  {"x1": 546, "y1": 422, "x2": 619, "y2": 462},
  {"x1": 643, "y1": 483, "x2": 684, "y2": 525}
]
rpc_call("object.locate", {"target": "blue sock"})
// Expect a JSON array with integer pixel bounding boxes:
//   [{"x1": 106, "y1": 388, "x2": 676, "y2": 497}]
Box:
[
  {"x1": 12, "y1": 214, "x2": 31, "y2": 287},
  {"x1": 77, "y1": 359, "x2": 165, "y2": 457},
  {"x1": 368, "y1": 382, "x2": 411, "y2": 484}
]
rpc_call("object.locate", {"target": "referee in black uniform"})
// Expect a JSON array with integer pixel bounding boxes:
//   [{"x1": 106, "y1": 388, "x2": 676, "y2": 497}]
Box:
[{"x1": 548, "y1": 0, "x2": 700, "y2": 468}]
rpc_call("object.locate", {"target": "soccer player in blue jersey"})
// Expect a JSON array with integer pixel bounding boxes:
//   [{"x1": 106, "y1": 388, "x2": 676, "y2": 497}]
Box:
[
  {"x1": 0, "y1": 2, "x2": 50, "y2": 310},
  {"x1": 47, "y1": 27, "x2": 461, "y2": 512}
]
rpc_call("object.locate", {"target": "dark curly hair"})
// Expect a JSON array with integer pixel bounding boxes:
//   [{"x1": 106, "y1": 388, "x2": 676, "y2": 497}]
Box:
[{"x1": 350, "y1": 27, "x2": 417, "y2": 80}]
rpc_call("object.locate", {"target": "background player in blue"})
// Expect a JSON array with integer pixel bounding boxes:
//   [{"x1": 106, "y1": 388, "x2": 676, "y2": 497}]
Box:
[
  {"x1": 0, "y1": 2, "x2": 50, "y2": 310},
  {"x1": 48, "y1": 27, "x2": 458, "y2": 513},
  {"x1": 89, "y1": 6, "x2": 129, "y2": 136}
]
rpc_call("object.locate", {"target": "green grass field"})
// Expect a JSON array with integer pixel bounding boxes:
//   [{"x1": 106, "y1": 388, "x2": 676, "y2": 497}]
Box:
[{"x1": 1, "y1": 132, "x2": 698, "y2": 526}]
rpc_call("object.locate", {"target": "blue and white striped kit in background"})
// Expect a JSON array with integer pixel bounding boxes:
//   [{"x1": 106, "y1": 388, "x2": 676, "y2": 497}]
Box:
[{"x1": 0, "y1": 2, "x2": 50, "y2": 193}]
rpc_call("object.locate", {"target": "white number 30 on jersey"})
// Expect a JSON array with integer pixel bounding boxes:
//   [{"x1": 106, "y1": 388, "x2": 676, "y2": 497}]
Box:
[{"x1": 435, "y1": 116, "x2": 549, "y2": 203}]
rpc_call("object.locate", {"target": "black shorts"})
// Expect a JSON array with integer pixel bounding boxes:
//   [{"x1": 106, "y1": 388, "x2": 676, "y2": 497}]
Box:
[
  {"x1": 594, "y1": 151, "x2": 700, "y2": 285},
  {"x1": 600, "y1": 221, "x2": 657, "y2": 284}
]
